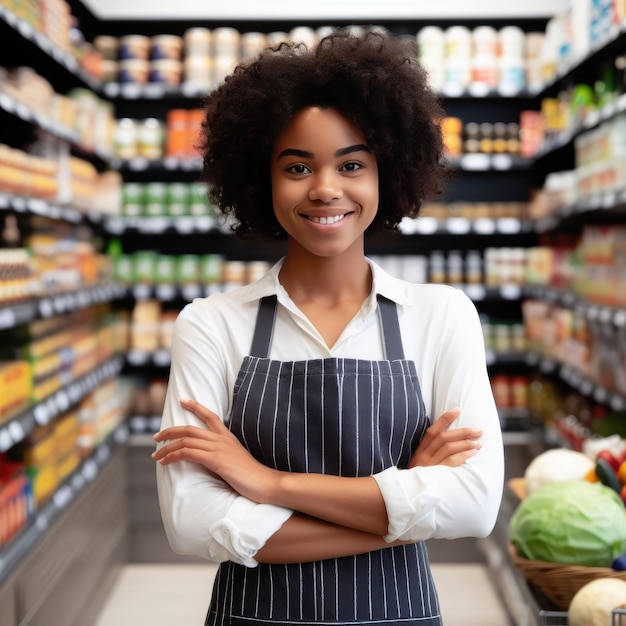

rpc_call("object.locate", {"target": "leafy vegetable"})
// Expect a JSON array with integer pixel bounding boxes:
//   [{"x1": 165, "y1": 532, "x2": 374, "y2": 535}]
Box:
[{"x1": 510, "y1": 480, "x2": 626, "y2": 567}]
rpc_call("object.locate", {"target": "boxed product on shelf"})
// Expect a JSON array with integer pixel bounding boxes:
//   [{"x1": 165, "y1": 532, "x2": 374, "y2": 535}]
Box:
[
  {"x1": 0, "y1": 248, "x2": 37, "y2": 304},
  {"x1": 76, "y1": 378, "x2": 133, "y2": 452},
  {"x1": 0, "y1": 462, "x2": 32, "y2": 548},
  {"x1": 130, "y1": 300, "x2": 162, "y2": 352},
  {"x1": 0, "y1": 360, "x2": 31, "y2": 423},
  {"x1": 0, "y1": 144, "x2": 59, "y2": 199},
  {"x1": 17, "y1": 409, "x2": 80, "y2": 505}
]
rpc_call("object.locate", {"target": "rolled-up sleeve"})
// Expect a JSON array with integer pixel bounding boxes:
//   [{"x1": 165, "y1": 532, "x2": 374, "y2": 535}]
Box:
[
  {"x1": 373, "y1": 288, "x2": 504, "y2": 543},
  {"x1": 157, "y1": 456, "x2": 292, "y2": 567},
  {"x1": 155, "y1": 299, "x2": 293, "y2": 566}
]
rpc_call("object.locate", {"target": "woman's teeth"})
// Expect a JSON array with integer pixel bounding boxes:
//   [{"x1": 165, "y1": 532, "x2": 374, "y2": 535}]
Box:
[{"x1": 307, "y1": 214, "x2": 346, "y2": 224}]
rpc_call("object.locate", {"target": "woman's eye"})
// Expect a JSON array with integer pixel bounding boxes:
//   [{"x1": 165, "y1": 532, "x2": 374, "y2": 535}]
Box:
[
  {"x1": 341, "y1": 162, "x2": 362, "y2": 172},
  {"x1": 287, "y1": 164, "x2": 310, "y2": 174}
]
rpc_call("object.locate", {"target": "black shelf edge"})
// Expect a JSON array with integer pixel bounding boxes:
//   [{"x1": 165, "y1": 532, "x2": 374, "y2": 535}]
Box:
[
  {"x1": 0, "y1": 283, "x2": 126, "y2": 331},
  {"x1": 525, "y1": 350, "x2": 626, "y2": 413}
]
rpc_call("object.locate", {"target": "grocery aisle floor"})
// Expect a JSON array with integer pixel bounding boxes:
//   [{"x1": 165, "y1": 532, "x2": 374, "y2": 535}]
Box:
[{"x1": 94, "y1": 562, "x2": 511, "y2": 626}]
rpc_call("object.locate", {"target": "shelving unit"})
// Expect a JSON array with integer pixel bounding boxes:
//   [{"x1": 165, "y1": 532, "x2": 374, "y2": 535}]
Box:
[
  {"x1": 3, "y1": 1, "x2": 626, "y2": 622},
  {"x1": 0, "y1": 4, "x2": 133, "y2": 623}
]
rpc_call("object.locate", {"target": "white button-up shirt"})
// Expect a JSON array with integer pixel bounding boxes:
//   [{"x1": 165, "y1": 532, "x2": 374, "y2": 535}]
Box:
[{"x1": 156, "y1": 258, "x2": 504, "y2": 567}]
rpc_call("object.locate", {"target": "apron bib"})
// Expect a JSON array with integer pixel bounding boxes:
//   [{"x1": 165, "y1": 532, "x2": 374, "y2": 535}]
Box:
[{"x1": 206, "y1": 295, "x2": 442, "y2": 625}]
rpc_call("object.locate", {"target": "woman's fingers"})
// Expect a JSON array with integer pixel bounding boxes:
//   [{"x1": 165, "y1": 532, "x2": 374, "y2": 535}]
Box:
[
  {"x1": 179, "y1": 398, "x2": 226, "y2": 432},
  {"x1": 408, "y1": 407, "x2": 484, "y2": 468},
  {"x1": 429, "y1": 407, "x2": 461, "y2": 432}
]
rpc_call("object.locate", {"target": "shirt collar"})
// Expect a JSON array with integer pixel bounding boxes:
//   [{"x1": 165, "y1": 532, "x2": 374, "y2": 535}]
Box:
[{"x1": 241, "y1": 256, "x2": 413, "y2": 307}]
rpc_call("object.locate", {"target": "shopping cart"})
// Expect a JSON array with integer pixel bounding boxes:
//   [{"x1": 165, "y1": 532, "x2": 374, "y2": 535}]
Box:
[{"x1": 539, "y1": 608, "x2": 626, "y2": 625}]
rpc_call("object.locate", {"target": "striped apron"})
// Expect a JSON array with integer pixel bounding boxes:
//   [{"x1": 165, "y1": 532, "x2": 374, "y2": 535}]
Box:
[{"x1": 206, "y1": 295, "x2": 442, "y2": 625}]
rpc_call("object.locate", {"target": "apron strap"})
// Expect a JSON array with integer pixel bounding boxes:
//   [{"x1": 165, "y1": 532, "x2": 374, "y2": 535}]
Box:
[
  {"x1": 377, "y1": 294, "x2": 406, "y2": 360},
  {"x1": 249, "y1": 295, "x2": 277, "y2": 357},
  {"x1": 249, "y1": 294, "x2": 405, "y2": 360}
]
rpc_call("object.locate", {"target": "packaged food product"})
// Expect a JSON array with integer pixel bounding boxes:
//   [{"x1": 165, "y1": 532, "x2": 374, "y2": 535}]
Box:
[
  {"x1": 150, "y1": 59, "x2": 183, "y2": 85},
  {"x1": 151, "y1": 34, "x2": 183, "y2": 60},
  {"x1": 118, "y1": 59, "x2": 150, "y2": 84},
  {"x1": 184, "y1": 27, "x2": 212, "y2": 55},
  {"x1": 119, "y1": 34, "x2": 151, "y2": 60},
  {"x1": 93, "y1": 35, "x2": 119, "y2": 60}
]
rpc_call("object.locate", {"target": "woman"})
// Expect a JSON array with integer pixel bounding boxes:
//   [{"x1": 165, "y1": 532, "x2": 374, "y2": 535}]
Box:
[{"x1": 153, "y1": 28, "x2": 504, "y2": 625}]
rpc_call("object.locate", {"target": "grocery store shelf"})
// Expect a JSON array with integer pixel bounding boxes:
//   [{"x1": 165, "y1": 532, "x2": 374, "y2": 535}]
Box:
[
  {"x1": 0, "y1": 356, "x2": 124, "y2": 453},
  {"x1": 0, "y1": 421, "x2": 129, "y2": 586},
  {"x1": 0, "y1": 5, "x2": 100, "y2": 91}
]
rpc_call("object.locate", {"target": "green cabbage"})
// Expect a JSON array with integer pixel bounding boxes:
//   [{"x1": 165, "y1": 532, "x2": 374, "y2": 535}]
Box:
[{"x1": 510, "y1": 480, "x2": 626, "y2": 567}]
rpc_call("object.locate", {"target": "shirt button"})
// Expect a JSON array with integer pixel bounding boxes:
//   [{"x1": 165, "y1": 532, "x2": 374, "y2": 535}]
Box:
[{"x1": 223, "y1": 529, "x2": 230, "y2": 537}]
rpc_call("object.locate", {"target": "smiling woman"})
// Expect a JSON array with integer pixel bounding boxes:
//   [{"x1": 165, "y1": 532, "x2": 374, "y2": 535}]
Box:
[
  {"x1": 154, "y1": 27, "x2": 504, "y2": 626},
  {"x1": 270, "y1": 107, "x2": 379, "y2": 264}
]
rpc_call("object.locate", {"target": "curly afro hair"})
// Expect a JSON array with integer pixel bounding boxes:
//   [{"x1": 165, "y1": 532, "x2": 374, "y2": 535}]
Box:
[{"x1": 198, "y1": 27, "x2": 446, "y2": 239}]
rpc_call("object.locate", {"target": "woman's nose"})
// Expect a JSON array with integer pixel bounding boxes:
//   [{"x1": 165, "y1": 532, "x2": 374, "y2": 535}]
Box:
[{"x1": 308, "y1": 171, "x2": 343, "y2": 203}]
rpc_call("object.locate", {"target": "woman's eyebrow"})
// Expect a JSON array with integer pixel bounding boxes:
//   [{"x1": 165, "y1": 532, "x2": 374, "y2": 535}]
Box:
[
  {"x1": 335, "y1": 144, "x2": 371, "y2": 157},
  {"x1": 277, "y1": 144, "x2": 371, "y2": 160},
  {"x1": 277, "y1": 148, "x2": 313, "y2": 159}
]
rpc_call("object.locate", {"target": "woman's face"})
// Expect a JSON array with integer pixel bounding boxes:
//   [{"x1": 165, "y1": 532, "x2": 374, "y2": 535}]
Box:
[{"x1": 270, "y1": 106, "x2": 379, "y2": 259}]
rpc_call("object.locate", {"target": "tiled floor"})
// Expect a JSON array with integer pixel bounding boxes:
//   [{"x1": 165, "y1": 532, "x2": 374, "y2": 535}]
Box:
[{"x1": 94, "y1": 562, "x2": 512, "y2": 625}]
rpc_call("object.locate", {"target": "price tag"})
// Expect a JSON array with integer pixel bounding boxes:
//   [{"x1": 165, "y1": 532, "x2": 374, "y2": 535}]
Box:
[
  {"x1": 16, "y1": 17, "x2": 33, "y2": 39},
  {"x1": 95, "y1": 445, "x2": 110, "y2": 466},
  {"x1": 496, "y1": 218, "x2": 521, "y2": 234},
  {"x1": 595, "y1": 387, "x2": 608, "y2": 404},
  {"x1": 500, "y1": 284, "x2": 521, "y2": 300},
  {"x1": 8, "y1": 420, "x2": 24, "y2": 444},
  {"x1": 34, "y1": 404, "x2": 49, "y2": 426},
  {"x1": 182, "y1": 284, "x2": 201, "y2": 301},
  {"x1": 129, "y1": 157, "x2": 148, "y2": 171},
  {"x1": 0, "y1": 429, "x2": 12, "y2": 453},
  {"x1": 82, "y1": 459, "x2": 98, "y2": 482},
  {"x1": 463, "y1": 284, "x2": 486, "y2": 301},
  {"x1": 414, "y1": 217, "x2": 439, "y2": 234},
  {"x1": 121, "y1": 84, "x2": 142, "y2": 99},
  {"x1": 154, "y1": 349, "x2": 171, "y2": 367},
  {"x1": 12, "y1": 196, "x2": 26, "y2": 212},
  {"x1": 130, "y1": 415, "x2": 148, "y2": 433},
  {"x1": 485, "y1": 350, "x2": 495, "y2": 366},
  {"x1": 459, "y1": 154, "x2": 490, "y2": 170},
  {"x1": 114, "y1": 424, "x2": 129, "y2": 444},
  {"x1": 584, "y1": 110, "x2": 600, "y2": 128},
  {"x1": 150, "y1": 415, "x2": 163, "y2": 433},
  {"x1": 39, "y1": 298, "x2": 54, "y2": 318},
  {"x1": 133, "y1": 284, "x2": 152, "y2": 300},
  {"x1": 614, "y1": 310, "x2": 626, "y2": 327},
  {"x1": 53, "y1": 485, "x2": 73, "y2": 510},
  {"x1": 468, "y1": 83, "x2": 490, "y2": 98},
  {"x1": 0, "y1": 306, "x2": 16, "y2": 329},
  {"x1": 164, "y1": 156, "x2": 180, "y2": 170},
  {"x1": 71, "y1": 473, "x2": 85, "y2": 492},
  {"x1": 473, "y1": 218, "x2": 495, "y2": 235},
  {"x1": 156, "y1": 284, "x2": 176, "y2": 300},
  {"x1": 175, "y1": 217, "x2": 195, "y2": 234},
  {"x1": 446, "y1": 217, "x2": 470, "y2": 234},
  {"x1": 55, "y1": 389, "x2": 69, "y2": 413},
  {"x1": 491, "y1": 154, "x2": 513, "y2": 170},
  {"x1": 35, "y1": 515, "x2": 49, "y2": 532},
  {"x1": 103, "y1": 83, "x2": 121, "y2": 98},
  {"x1": 127, "y1": 349, "x2": 149, "y2": 366},
  {"x1": 144, "y1": 83, "x2": 165, "y2": 98}
]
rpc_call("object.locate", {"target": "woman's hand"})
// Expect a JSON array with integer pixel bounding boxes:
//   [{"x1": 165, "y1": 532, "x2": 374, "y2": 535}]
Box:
[
  {"x1": 408, "y1": 407, "x2": 482, "y2": 469},
  {"x1": 152, "y1": 398, "x2": 279, "y2": 503}
]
